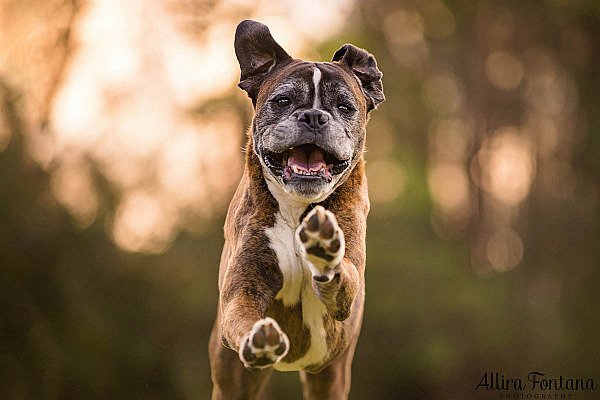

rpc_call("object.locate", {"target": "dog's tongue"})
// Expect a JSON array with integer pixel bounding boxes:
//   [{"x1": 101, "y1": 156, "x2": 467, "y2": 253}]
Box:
[
  {"x1": 288, "y1": 147, "x2": 326, "y2": 172},
  {"x1": 308, "y1": 150, "x2": 326, "y2": 171}
]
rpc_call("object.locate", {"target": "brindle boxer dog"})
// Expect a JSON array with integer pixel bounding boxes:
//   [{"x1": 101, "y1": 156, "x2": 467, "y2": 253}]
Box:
[{"x1": 209, "y1": 20, "x2": 384, "y2": 400}]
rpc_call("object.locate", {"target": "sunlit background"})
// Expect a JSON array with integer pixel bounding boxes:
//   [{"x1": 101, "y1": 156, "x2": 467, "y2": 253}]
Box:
[{"x1": 1, "y1": 0, "x2": 599, "y2": 398}]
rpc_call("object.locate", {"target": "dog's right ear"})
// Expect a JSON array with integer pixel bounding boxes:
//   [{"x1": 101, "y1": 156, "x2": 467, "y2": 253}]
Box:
[{"x1": 234, "y1": 20, "x2": 292, "y2": 105}]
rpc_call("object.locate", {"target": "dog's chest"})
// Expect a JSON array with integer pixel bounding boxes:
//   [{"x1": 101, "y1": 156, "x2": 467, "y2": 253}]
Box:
[
  {"x1": 265, "y1": 215, "x2": 305, "y2": 305},
  {"x1": 264, "y1": 213, "x2": 328, "y2": 371}
]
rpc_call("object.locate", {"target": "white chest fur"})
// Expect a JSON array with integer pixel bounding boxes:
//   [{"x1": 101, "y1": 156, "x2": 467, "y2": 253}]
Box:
[
  {"x1": 265, "y1": 213, "x2": 328, "y2": 371},
  {"x1": 265, "y1": 215, "x2": 304, "y2": 306}
]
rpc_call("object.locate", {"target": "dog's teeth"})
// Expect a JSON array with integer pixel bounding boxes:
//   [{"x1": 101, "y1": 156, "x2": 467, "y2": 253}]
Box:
[{"x1": 292, "y1": 165, "x2": 299, "y2": 173}]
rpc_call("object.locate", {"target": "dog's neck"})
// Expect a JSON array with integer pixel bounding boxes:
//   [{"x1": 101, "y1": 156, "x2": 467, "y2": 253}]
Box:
[
  {"x1": 263, "y1": 174, "x2": 310, "y2": 226},
  {"x1": 246, "y1": 138, "x2": 322, "y2": 227}
]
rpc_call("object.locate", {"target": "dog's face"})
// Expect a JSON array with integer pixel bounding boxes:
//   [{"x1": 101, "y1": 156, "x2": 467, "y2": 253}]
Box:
[
  {"x1": 235, "y1": 21, "x2": 384, "y2": 201},
  {"x1": 253, "y1": 62, "x2": 367, "y2": 200}
]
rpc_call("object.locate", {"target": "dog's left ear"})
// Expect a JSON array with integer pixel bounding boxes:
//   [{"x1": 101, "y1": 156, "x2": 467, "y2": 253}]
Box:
[
  {"x1": 235, "y1": 20, "x2": 292, "y2": 105},
  {"x1": 332, "y1": 44, "x2": 385, "y2": 112}
]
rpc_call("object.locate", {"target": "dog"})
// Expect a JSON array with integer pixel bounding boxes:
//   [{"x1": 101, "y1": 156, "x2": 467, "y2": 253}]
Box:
[{"x1": 208, "y1": 20, "x2": 384, "y2": 400}]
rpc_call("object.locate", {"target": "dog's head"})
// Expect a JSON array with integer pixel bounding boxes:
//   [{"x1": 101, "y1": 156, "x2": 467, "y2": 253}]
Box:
[{"x1": 235, "y1": 20, "x2": 384, "y2": 202}]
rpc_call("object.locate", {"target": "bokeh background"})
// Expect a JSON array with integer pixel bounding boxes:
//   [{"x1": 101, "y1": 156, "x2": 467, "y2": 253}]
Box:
[{"x1": 1, "y1": 0, "x2": 599, "y2": 398}]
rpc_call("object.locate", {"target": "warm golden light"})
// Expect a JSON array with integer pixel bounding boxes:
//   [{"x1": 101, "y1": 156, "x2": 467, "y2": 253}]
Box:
[
  {"x1": 163, "y1": 22, "x2": 239, "y2": 105},
  {"x1": 472, "y1": 128, "x2": 534, "y2": 206},
  {"x1": 50, "y1": 160, "x2": 99, "y2": 228},
  {"x1": 112, "y1": 190, "x2": 177, "y2": 254},
  {"x1": 485, "y1": 51, "x2": 524, "y2": 90},
  {"x1": 427, "y1": 161, "x2": 470, "y2": 217},
  {"x1": 383, "y1": 8, "x2": 429, "y2": 68},
  {"x1": 44, "y1": 0, "x2": 356, "y2": 253},
  {"x1": 471, "y1": 227, "x2": 525, "y2": 274},
  {"x1": 384, "y1": 9, "x2": 425, "y2": 47},
  {"x1": 486, "y1": 228, "x2": 524, "y2": 271},
  {"x1": 367, "y1": 160, "x2": 407, "y2": 204},
  {"x1": 428, "y1": 118, "x2": 473, "y2": 160}
]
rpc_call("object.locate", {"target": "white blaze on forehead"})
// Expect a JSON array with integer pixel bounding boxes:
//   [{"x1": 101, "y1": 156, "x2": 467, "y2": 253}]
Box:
[{"x1": 312, "y1": 66, "x2": 322, "y2": 109}]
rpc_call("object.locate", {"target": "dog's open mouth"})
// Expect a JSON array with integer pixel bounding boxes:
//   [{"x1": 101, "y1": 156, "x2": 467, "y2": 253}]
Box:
[{"x1": 263, "y1": 144, "x2": 350, "y2": 183}]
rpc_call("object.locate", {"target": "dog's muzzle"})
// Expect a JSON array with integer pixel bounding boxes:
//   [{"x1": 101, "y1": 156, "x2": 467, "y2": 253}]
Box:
[{"x1": 263, "y1": 144, "x2": 351, "y2": 184}]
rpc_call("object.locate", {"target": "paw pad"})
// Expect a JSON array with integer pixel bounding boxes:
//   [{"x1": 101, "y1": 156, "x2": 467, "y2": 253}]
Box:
[
  {"x1": 297, "y1": 205, "x2": 345, "y2": 282},
  {"x1": 239, "y1": 317, "x2": 289, "y2": 370}
]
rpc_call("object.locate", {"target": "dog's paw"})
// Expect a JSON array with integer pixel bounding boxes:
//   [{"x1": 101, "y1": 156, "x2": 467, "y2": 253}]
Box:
[
  {"x1": 297, "y1": 205, "x2": 345, "y2": 283},
  {"x1": 239, "y1": 317, "x2": 289, "y2": 370}
]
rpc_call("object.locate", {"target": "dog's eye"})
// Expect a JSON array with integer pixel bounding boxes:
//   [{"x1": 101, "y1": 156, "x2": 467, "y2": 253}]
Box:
[
  {"x1": 337, "y1": 104, "x2": 351, "y2": 114},
  {"x1": 276, "y1": 97, "x2": 291, "y2": 107}
]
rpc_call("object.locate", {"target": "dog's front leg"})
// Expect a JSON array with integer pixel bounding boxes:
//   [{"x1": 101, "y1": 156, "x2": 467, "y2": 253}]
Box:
[
  {"x1": 219, "y1": 259, "x2": 290, "y2": 370},
  {"x1": 296, "y1": 206, "x2": 362, "y2": 321}
]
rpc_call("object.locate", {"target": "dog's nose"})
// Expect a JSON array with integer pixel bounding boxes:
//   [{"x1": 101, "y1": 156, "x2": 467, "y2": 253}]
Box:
[{"x1": 298, "y1": 109, "x2": 329, "y2": 131}]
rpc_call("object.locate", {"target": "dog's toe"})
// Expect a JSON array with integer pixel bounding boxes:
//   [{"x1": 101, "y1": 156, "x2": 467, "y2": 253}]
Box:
[
  {"x1": 239, "y1": 317, "x2": 289, "y2": 370},
  {"x1": 297, "y1": 206, "x2": 345, "y2": 277}
]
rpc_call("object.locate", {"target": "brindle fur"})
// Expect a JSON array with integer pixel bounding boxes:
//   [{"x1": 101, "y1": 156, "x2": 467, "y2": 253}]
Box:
[{"x1": 209, "y1": 20, "x2": 383, "y2": 400}]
